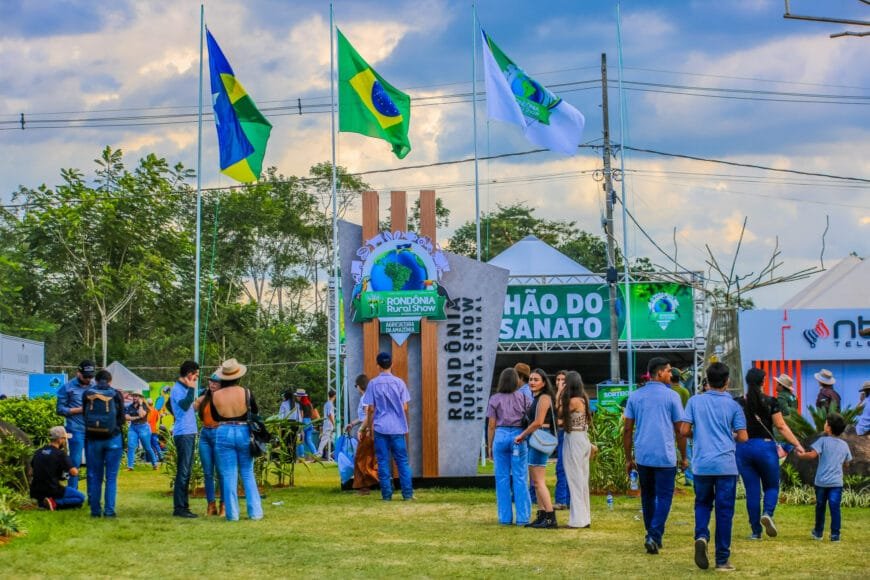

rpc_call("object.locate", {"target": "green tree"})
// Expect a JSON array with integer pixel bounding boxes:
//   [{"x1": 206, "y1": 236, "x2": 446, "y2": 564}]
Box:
[
  {"x1": 3, "y1": 147, "x2": 194, "y2": 365},
  {"x1": 448, "y1": 202, "x2": 652, "y2": 273}
]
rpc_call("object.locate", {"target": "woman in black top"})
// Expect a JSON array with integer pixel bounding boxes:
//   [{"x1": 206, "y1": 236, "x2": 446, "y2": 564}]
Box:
[
  {"x1": 735, "y1": 368, "x2": 805, "y2": 539},
  {"x1": 211, "y1": 358, "x2": 263, "y2": 522},
  {"x1": 515, "y1": 368, "x2": 557, "y2": 529}
]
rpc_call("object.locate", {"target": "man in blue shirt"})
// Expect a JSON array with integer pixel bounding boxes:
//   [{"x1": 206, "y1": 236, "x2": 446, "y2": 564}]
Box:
[
  {"x1": 360, "y1": 352, "x2": 413, "y2": 501},
  {"x1": 170, "y1": 360, "x2": 200, "y2": 518},
  {"x1": 682, "y1": 362, "x2": 748, "y2": 572},
  {"x1": 55, "y1": 360, "x2": 96, "y2": 490},
  {"x1": 623, "y1": 357, "x2": 687, "y2": 555},
  {"x1": 857, "y1": 381, "x2": 870, "y2": 436},
  {"x1": 514, "y1": 363, "x2": 533, "y2": 402},
  {"x1": 317, "y1": 389, "x2": 337, "y2": 460}
]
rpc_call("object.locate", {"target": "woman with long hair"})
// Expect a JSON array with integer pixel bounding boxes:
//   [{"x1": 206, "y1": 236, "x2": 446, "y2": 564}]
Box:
[
  {"x1": 560, "y1": 371, "x2": 593, "y2": 528},
  {"x1": 351, "y1": 374, "x2": 379, "y2": 494},
  {"x1": 194, "y1": 372, "x2": 223, "y2": 516},
  {"x1": 736, "y1": 367, "x2": 805, "y2": 539},
  {"x1": 515, "y1": 368, "x2": 558, "y2": 529},
  {"x1": 486, "y1": 367, "x2": 532, "y2": 525},
  {"x1": 553, "y1": 370, "x2": 570, "y2": 511},
  {"x1": 210, "y1": 358, "x2": 263, "y2": 521}
]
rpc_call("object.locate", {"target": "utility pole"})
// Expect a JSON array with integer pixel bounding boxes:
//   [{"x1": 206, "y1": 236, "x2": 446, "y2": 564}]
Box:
[{"x1": 601, "y1": 53, "x2": 620, "y2": 382}]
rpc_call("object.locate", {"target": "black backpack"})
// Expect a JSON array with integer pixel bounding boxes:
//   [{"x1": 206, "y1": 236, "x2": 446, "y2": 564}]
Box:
[{"x1": 84, "y1": 386, "x2": 119, "y2": 438}]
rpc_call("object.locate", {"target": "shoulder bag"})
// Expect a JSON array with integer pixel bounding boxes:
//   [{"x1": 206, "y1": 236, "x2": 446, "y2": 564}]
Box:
[
  {"x1": 753, "y1": 412, "x2": 787, "y2": 459},
  {"x1": 246, "y1": 389, "x2": 271, "y2": 458},
  {"x1": 528, "y1": 396, "x2": 558, "y2": 455}
]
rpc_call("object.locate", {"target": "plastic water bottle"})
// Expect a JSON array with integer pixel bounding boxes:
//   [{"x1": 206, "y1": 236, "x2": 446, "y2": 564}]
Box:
[
  {"x1": 630, "y1": 469, "x2": 639, "y2": 491},
  {"x1": 606, "y1": 493, "x2": 614, "y2": 511}
]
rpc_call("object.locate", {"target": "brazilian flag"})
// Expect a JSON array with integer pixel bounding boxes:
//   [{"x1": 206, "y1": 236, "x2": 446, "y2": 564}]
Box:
[
  {"x1": 206, "y1": 29, "x2": 272, "y2": 182},
  {"x1": 337, "y1": 28, "x2": 411, "y2": 159}
]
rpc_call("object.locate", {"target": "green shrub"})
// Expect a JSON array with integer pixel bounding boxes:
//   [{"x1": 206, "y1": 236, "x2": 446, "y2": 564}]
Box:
[
  {"x1": 0, "y1": 397, "x2": 64, "y2": 446},
  {"x1": 0, "y1": 436, "x2": 33, "y2": 494},
  {"x1": 589, "y1": 410, "x2": 629, "y2": 493}
]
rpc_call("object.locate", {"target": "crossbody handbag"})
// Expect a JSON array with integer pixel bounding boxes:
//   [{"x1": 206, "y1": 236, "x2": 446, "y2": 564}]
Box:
[
  {"x1": 246, "y1": 389, "x2": 271, "y2": 458},
  {"x1": 528, "y1": 397, "x2": 558, "y2": 455},
  {"x1": 752, "y1": 411, "x2": 788, "y2": 459}
]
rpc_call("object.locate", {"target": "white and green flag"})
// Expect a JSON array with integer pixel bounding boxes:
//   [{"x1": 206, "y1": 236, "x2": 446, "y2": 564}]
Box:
[{"x1": 480, "y1": 28, "x2": 585, "y2": 155}]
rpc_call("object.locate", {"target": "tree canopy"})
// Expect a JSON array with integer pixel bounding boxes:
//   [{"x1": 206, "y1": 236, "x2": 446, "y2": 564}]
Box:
[{"x1": 0, "y1": 149, "x2": 368, "y2": 412}]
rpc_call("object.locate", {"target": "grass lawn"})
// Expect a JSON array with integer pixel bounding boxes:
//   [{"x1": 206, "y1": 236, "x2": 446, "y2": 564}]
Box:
[{"x1": 1, "y1": 464, "x2": 867, "y2": 578}]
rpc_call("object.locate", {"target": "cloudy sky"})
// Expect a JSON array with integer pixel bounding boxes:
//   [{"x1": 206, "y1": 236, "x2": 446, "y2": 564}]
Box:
[{"x1": 1, "y1": 0, "x2": 868, "y2": 307}]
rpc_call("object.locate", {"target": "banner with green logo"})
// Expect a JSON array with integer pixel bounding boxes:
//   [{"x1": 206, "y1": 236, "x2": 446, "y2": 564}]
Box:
[{"x1": 499, "y1": 282, "x2": 694, "y2": 342}]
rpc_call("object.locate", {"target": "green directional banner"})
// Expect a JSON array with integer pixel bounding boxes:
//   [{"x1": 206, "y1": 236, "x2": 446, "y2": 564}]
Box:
[{"x1": 499, "y1": 282, "x2": 694, "y2": 342}]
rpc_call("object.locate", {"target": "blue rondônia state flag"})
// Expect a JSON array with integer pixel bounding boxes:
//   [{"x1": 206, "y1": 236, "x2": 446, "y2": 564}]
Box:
[
  {"x1": 337, "y1": 28, "x2": 411, "y2": 159},
  {"x1": 206, "y1": 29, "x2": 272, "y2": 182}
]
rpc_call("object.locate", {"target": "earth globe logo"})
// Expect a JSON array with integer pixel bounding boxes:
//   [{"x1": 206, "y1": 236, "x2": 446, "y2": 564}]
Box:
[
  {"x1": 369, "y1": 243, "x2": 430, "y2": 292},
  {"x1": 648, "y1": 292, "x2": 679, "y2": 331}
]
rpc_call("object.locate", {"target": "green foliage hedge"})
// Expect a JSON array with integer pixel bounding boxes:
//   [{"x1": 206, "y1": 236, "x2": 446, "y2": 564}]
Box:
[{"x1": 0, "y1": 397, "x2": 63, "y2": 447}]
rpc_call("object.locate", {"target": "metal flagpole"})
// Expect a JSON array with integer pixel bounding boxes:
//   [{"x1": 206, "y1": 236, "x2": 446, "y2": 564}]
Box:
[
  {"x1": 195, "y1": 4, "x2": 204, "y2": 379},
  {"x1": 472, "y1": 1, "x2": 486, "y2": 467},
  {"x1": 616, "y1": 0, "x2": 634, "y2": 389},
  {"x1": 329, "y1": 2, "x2": 342, "y2": 435},
  {"x1": 472, "y1": 1, "x2": 481, "y2": 262}
]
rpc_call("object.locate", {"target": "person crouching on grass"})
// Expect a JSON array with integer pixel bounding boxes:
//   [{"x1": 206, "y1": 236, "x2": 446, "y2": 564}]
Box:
[
  {"x1": 797, "y1": 413, "x2": 852, "y2": 542},
  {"x1": 681, "y1": 362, "x2": 748, "y2": 572}
]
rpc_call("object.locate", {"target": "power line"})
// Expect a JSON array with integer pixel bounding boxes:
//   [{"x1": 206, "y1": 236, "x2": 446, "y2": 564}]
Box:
[
  {"x1": 3, "y1": 143, "x2": 866, "y2": 211},
  {"x1": 621, "y1": 145, "x2": 870, "y2": 184}
]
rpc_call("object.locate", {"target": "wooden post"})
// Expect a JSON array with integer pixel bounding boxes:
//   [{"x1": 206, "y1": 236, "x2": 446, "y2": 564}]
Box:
[
  {"x1": 362, "y1": 191, "x2": 380, "y2": 380},
  {"x1": 419, "y1": 190, "x2": 439, "y2": 477},
  {"x1": 390, "y1": 191, "x2": 409, "y2": 384}
]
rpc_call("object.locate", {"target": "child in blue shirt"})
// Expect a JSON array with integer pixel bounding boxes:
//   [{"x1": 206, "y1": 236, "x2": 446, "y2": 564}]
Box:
[{"x1": 796, "y1": 413, "x2": 852, "y2": 542}]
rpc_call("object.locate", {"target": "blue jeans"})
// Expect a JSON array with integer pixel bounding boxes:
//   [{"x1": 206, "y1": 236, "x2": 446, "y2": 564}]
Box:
[
  {"x1": 216, "y1": 424, "x2": 263, "y2": 521},
  {"x1": 85, "y1": 434, "x2": 123, "y2": 516},
  {"x1": 555, "y1": 429, "x2": 570, "y2": 506},
  {"x1": 694, "y1": 475, "x2": 738, "y2": 566},
  {"x1": 54, "y1": 485, "x2": 86, "y2": 509},
  {"x1": 736, "y1": 438, "x2": 780, "y2": 535},
  {"x1": 67, "y1": 429, "x2": 85, "y2": 490},
  {"x1": 199, "y1": 427, "x2": 219, "y2": 503},
  {"x1": 173, "y1": 434, "x2": 196, "y2": 514},
  {"x1": 493, "y1": 427, "x2": 531, "y2": 525},
  {"x1": 150, "y1": 433, "x2": 163, "y2": 461},
  {"x1": 127, "y1": 423, "x2": 158, "y2": 468},
  {"x1": 637, "y1": 465, "x2": 677, "y2": 545},
  {"x1": 814, "y1": 486, "x2": 843, "y2": 537},
  {"x1": 373, "y1": 432, "x2": 413, "y2": 500},
  {"x1": 301, "y1": 418, "x2": 317, "y2": 456}
]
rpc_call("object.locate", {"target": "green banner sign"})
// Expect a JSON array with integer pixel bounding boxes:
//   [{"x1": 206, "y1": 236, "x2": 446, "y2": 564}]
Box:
[
  {"x1": 357, "y1": 291, "x2": 446, "y2": 321},
  {"x1": 380, "y1": 319, "x2": 421, "y2": 334},
  {"x1": 596, "y1": 383, "x2": 633, "y2": 414},
  {"x1": 499, "y1": 282, "x2": 694, "y2": 342}
]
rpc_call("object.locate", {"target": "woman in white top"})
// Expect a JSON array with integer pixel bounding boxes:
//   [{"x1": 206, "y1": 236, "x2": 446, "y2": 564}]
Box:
[{"x1": 560, "y1": 371, "x2": 593, "y2": 528}]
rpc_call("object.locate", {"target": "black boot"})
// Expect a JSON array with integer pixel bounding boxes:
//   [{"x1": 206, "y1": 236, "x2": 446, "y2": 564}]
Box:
[
  {"x1": 524, "y1": 510, "x2": 545, "y2": 528},
  {"x1": 533, "y1": 511, "x2": 558, "y2": 529}
]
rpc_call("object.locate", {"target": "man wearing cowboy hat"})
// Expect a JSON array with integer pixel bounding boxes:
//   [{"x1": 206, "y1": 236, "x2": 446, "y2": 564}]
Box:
[
  {"x1": 813, "y1": 369, "x2": 841, "y2": 412},
  {"x1": 774, "y1": 374, "x2": 797, "y2": 417},
  {"x1": 857, "y1": 381, "x2": 870, "y2": 436}
]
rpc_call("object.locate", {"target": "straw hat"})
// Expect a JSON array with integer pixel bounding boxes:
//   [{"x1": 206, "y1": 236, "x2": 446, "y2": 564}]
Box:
[
  {"x1": 215, "y1": 358, "x2": 247, "y2": 381},
  {"x1": 774, "y1": 374, "x2": 794, "y2": 393},
  {"x1": 813, "y1": 369, "x2": 836, "y2": 386},
  {"x1": 860, "y1": 380, "x2": 870, "y2": 393}
]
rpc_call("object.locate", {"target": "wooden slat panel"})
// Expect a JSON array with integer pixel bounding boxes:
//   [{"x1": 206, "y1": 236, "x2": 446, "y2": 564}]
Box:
[
  {"x1": 419, "y1": 189, "x2": 439, "y2": 477},
  {"x1": 362, "y1": 191, "x2": 380, "y2": 380},
  {"x1": 390, "y1": 191, "x2": 409, "y2": 384}
]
